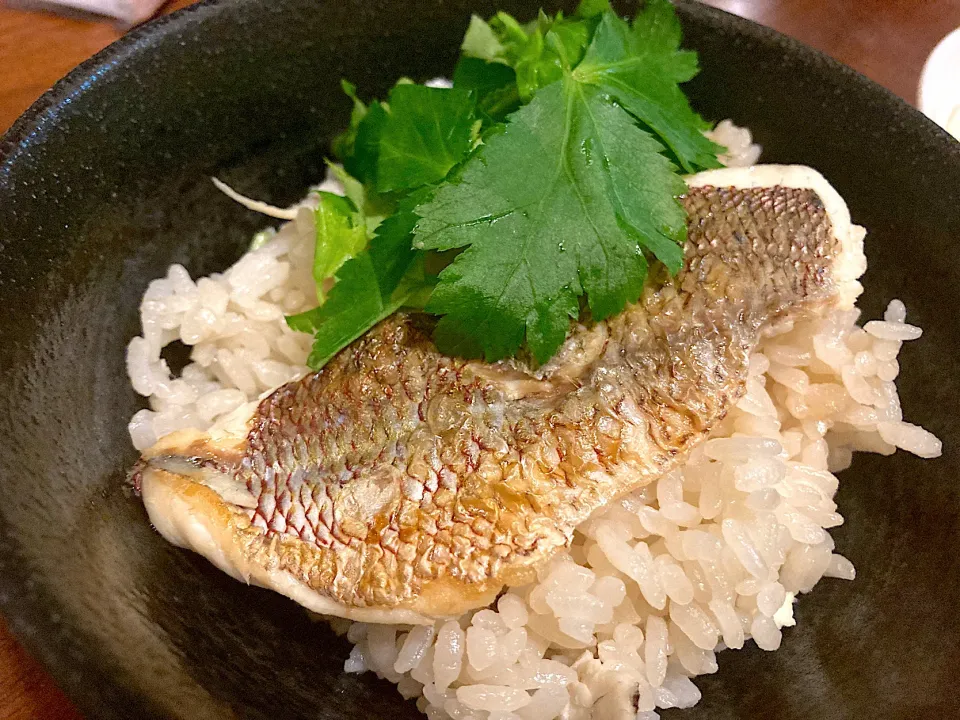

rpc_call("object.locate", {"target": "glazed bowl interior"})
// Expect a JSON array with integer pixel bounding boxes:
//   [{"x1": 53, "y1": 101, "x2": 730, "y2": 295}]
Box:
[{"x1": 1, "y1": 1, "x2": 959, "y2": 718}]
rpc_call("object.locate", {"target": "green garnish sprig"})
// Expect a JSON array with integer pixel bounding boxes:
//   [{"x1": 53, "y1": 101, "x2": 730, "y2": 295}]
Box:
[{"x1": 288, "y1": 0, "x2": 723, "y2": 369}]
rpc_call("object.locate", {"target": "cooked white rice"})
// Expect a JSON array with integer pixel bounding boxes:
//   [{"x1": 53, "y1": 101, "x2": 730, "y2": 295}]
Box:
[{"x1": 125, "y1": 122, "x2": 940, "y2": 719}]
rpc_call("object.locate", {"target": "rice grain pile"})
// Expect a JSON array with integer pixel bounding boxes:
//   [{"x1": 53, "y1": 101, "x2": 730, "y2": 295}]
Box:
[
  {"x1": 125, "y1": 180, "x2": 342, "y2": 451},
  {"x1": 126, "y1": 123, "x2": 941, "y2": 719}
]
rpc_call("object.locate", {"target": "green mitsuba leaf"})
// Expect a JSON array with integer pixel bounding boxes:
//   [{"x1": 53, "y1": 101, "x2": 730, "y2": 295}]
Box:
[
  {"x1": 331, "y1": 80, "x2": 368, "y2": 165},
  {"x1": 453, "y1": 57, "x2": 521, "y2": 123},
  {"x1": 287, "y1": 190, "x2": 435, "y2": 369},
  {"x1": 413, "y1": 76, "x2": 686, "y2": 363},
  {"x1": 343, "y1": 99, "x2": 388, "y2": 186},
  {"x1": 375, "y1": 84, "x2": 478, "y2": 193},
  {"x1": 286, "y1": 252, "x2": 414, "y2": 369},
  {"x1": 367, "y1": 188, "x2": 432, "y2": 296},
  {"x1": 574, "y1": 2, "x2": 723, "y2": 172},
  {"x1": 574, "y1": 0, "x2": 612, "y2": 19},
  {"x1": 299, "y1": 1, "x2": 721, "y2": 369},
  {"x1": 461, "y1": 14, "x2": 508, "y2": 61},
  {"x1": 491, "y1": 10, "x2": 593, "y2": 101},
  {"x1": 325, "y1": 162, "x2": 390, "y2": 235},
  {"x1": 311, "y1": 192, "x2": 368, "y2": 301}
]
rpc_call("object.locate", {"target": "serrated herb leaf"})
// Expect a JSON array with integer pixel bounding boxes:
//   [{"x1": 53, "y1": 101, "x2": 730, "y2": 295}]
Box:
[
  {"x1": 343, "y1": 98, "x2": 388, "y2": 186},
  {"x1": 574, "y1": 0, "x2": 612, "y2": 19},
  {"x1": 575, "y1": 2, "x2": 723, "y2": 172},
  {"x1": 461, "y1": 14, "x2": 507, "y2": 61},
  {"x1": 287, "y1": 190, "x2": 435, "y2": 369},
  {"x1": 453, "y1": 57, "x2": 521, "y2": 123},
  {"x1": 331, "y1": 80, "x2": 368, "y2": 164},
  {"x1": 311, "y1": 192, "x2": 367, "y2": 301},
  {"x1": 327, "y1": 162, "x2": 393, "y2": 235},
  {"x1": 286, "y1": 251, "x2": 421, "y2": 369},
  {"x1": 298, "y1": 2, "x2": 721, "y2": 369},
  {"x1": 490, "y1": 11, "x2": 593, "y2": 101},
  {"x1": 413, "y1": 76, "x2": 686, "y2": 363},
  {"x1": 367, "y1": 188, "x2": 432, "y2": 295},
  {"x1": 326, "y1": 163, "x2": 375, "y2": 230},
  {"x1": 375, "y1": 84, "x2": 478, "y2": 193}
]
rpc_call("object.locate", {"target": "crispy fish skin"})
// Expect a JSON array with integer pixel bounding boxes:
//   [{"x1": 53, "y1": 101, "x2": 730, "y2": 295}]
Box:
[{"x1": 138, "y1": 166, "x2": 862, "y2": 623}]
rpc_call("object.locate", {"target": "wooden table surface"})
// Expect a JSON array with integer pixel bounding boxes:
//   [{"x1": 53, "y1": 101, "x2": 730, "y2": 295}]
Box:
[{"x1": 1, "y1": 0, "x2": 958, "y2": 717}]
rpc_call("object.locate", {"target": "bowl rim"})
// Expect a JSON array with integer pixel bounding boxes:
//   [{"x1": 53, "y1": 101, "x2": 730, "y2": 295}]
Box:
[
  {"x1": 0, "y1": 0, "x2": 217, "y2": 168},
  {"x1": 0, "y1": 0, "x2": 956, "y2": 716},
  {"x1": 4, "y1": 0, "x2": 937, "y2": 170}
]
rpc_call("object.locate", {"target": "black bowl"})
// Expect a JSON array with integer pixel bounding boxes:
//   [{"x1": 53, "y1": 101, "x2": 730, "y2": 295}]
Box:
[{"x1": 1, "y1": 1, "x2": 959, "y2": 718}]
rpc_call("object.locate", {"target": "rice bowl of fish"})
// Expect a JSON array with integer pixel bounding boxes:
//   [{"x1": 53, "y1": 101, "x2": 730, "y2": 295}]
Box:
[
  {"x1": 125, "y1": 143, "x2": 939, "y2": 718},
  {"x1": 0, "y1": 2, "x2": 958, "y2": 720}
]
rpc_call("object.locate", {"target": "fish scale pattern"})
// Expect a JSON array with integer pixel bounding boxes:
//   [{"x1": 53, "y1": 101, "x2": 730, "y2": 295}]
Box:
[{"x1": 198, "y1": 186, "x2": 839, "y2": 615}]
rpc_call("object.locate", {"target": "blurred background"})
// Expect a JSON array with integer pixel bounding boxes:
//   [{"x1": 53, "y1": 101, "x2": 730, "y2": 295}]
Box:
[
  {"x1": 2, "y1": 0, "x2": 959, "y2": 134},
  {"x1": 0, "y1": 0, "x2": 958, "y2": 718}
]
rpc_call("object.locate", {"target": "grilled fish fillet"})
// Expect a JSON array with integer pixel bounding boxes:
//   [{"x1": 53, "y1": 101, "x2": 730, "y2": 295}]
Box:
[{"x1": 135, "y1": 165, "x2": 864, "y2": 624}]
